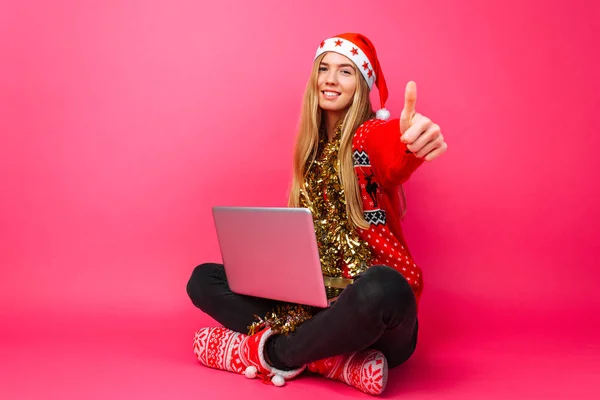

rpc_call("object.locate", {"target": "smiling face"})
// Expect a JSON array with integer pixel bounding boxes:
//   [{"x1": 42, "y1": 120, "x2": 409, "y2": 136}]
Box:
[{"x1": 317, "y1": 52, "x2": 358, "y2": 117}]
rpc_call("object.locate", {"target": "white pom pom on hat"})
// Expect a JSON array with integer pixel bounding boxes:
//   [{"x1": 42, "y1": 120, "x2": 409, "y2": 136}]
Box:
[
  {"x1": 375, "y1": 108, "x2": 390, "y2": 121},
  {"x1": 315, "y1": 33, "x2": 391, "y2": 120}
]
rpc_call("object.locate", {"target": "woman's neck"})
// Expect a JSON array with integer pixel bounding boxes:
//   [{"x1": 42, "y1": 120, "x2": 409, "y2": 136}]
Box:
[{"x1": 324, "y1": 111, "x2": 345, "y2": 141}]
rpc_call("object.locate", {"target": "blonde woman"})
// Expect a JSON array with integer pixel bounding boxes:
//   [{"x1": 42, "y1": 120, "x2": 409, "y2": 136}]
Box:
[{"x1": 186, "y1": 33, "x2": 447, "y2": 395}]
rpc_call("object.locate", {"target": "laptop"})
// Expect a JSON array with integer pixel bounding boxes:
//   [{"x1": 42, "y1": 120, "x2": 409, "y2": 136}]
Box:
[{"x1": 212, "y1": 206, "x2": 334, "y2": 308}]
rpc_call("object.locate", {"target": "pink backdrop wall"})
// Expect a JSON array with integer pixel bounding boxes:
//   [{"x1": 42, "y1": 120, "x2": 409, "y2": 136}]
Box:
[{"x1": 1, "y1": 0, "x2": 599, "y2": 347}]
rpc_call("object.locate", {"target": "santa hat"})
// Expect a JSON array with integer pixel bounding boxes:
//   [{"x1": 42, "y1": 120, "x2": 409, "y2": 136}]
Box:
[{"x1": 315, "y1": 33, "x2": 390, "y2": 120}]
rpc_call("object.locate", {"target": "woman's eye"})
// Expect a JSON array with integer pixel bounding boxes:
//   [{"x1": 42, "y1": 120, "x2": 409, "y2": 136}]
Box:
[
  {"x1": 342, "y1": 70, "x2": 351, "y2": 75},
  {"x1": 319, "y1": 67, "x2": 327, "y2": 72}
]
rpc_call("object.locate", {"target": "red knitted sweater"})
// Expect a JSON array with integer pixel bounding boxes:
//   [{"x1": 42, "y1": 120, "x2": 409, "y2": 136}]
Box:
[{"x1": 351, "y1": 118, "x2": 425, "y2": 303}]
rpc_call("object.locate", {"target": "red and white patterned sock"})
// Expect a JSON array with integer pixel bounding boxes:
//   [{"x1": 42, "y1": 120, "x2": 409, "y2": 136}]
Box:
[
  {"x1": 193, "y1": 326, "x2": 305, "y2": 386},
  {"x1": 308, "y1": 349, "x2": 388, "y2": 395}
]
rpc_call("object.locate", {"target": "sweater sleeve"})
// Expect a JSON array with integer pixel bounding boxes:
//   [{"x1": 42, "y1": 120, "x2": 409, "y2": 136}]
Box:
[{"x1": 364, "y1": 118, "x2": 425, "y2": 188}]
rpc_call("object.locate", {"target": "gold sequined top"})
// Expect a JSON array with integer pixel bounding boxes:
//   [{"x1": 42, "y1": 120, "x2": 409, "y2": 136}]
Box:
[{"x1": 299, "y1": 123, "x2": 374, "y2": 281}]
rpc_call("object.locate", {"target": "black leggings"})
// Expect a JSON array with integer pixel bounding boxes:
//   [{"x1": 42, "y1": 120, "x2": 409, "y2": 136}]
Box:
[{"x1": 186, "y1": 263, "x2": 418, "y2": 369}]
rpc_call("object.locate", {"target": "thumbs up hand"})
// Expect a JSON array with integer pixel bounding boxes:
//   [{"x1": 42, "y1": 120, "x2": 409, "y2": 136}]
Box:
[{"x1": 399, "y1": 81, "x2": 447, "y2": 161}]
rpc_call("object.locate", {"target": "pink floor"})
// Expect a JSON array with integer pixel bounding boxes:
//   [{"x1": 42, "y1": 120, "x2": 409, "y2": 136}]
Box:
[{"x1": 2, "y1": 298, "x2": 598, "y2": 399}]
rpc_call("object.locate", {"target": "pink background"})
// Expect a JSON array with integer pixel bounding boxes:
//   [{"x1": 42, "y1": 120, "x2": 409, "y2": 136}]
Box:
[{"x1": 1, "y1": 0, "x2": 599, "y2": 399}]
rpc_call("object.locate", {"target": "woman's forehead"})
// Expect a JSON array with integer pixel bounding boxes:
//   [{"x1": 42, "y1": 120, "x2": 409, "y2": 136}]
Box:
[{"x1": 321, "y1": 51, "x2": 355, "y2": 67}]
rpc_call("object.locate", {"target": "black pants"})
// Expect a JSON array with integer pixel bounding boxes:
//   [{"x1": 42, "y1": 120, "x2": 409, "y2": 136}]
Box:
[{"x1": 186, "y1": 263, "x2": 419, "y2": 369}]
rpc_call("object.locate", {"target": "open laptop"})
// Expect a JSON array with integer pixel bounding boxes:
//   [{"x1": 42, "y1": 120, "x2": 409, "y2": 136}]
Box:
[{"x1": 212, "y1": 206, "x2": 335, "y2": 308}]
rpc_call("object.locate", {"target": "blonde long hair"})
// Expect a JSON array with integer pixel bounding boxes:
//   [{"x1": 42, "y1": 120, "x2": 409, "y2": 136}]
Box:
[{"x1": 288, "y1": 53, "x2": 375, "y2": 230}]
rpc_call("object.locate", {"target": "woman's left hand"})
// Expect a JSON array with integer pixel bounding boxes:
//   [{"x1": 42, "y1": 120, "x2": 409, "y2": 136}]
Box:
[{"x1": 399, "y1": 81, "x2": 448, "y2": 161}]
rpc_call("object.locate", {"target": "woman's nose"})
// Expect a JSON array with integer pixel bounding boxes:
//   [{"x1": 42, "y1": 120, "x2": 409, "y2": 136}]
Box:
[{"x1": 325, "y1": 70, "x2": 337, "y2": 85}]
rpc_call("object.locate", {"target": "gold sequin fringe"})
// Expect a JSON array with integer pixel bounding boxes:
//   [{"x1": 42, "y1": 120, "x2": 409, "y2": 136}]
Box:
[
  {"x1": 247, "y1": 123, "x2": 375, "y2": 336},
  {"x1": 299, "y1": 123, "x2": 373, "y2": 278},
  {"x1": 247, "y1": 304, "x2": 315, "y2": 336}
]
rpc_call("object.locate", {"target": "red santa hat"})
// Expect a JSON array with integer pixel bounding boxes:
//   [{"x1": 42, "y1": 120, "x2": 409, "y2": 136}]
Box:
[{"x1": 315, "y1": 33, "x2": 390, "y2": 120}]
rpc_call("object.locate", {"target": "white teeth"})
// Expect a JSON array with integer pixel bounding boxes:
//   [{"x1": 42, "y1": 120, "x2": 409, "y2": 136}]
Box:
[{"x1": 324, "y1": 91, "x2": 340, "y2": 96}]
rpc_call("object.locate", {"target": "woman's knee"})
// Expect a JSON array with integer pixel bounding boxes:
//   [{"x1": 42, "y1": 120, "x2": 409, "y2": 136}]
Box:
[
  {"x1": 356, "y1": 265, "x2": 416, "y2": 314},
  {"x1": 387, "y1": 321, "x2": 419, "y2": 368},
  {"x1": 186, "y1": 263, "x2": 224, "y2": 309}
]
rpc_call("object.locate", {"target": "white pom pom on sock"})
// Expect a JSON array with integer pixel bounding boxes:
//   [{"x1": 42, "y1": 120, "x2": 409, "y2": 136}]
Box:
[
  {"x1": 271, "y1": 374, "x2": 285, "y2": 387},
  {"x1": 244, "y1": 366, "x2": 257, "y2": 379}
]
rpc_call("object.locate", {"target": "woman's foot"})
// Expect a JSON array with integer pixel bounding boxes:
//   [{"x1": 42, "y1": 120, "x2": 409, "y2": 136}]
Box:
[
  {"x1": 193, "y1": 326, "x2": 305, "y2": 386},
  {"x1": 308, "y1": 349, "x2": 388, "y2": 395}
]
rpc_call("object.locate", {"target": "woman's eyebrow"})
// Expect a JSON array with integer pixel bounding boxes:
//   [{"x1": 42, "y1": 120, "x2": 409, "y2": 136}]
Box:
[{"x1": 320, "y1": 62, "x2": 356, "y2": 70}]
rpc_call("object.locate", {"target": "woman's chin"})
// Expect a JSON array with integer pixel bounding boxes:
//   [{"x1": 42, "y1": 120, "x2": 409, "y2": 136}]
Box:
[{"x1": 319, "y1": 101, "x2": 350, "y2": 113}]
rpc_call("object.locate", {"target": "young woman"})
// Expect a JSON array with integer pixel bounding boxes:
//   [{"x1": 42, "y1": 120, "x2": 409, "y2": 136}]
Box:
[{"x1": 186, "y1": 32, "x2": 447, "y2": 395}]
